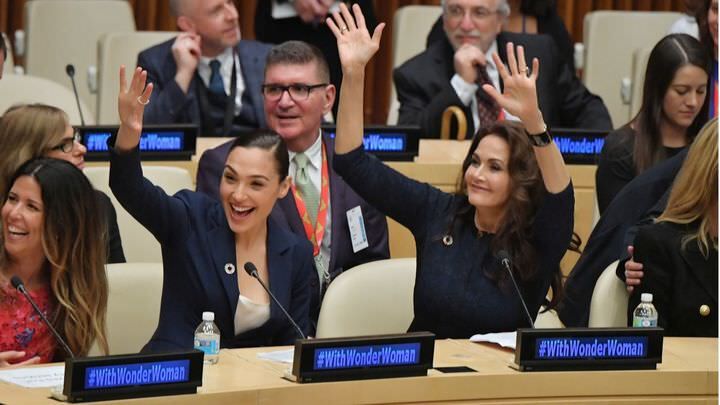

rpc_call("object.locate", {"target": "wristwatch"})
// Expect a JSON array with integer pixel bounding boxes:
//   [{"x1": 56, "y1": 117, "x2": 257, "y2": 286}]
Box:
[{"x1": 526, "y1": 123, "x2": 552, "y2": 147}]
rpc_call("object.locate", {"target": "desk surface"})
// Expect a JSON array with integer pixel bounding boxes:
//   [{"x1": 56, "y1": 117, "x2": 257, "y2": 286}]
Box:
[{"x1": 1, "y1": 338, "x2": 716, "y2": 404}]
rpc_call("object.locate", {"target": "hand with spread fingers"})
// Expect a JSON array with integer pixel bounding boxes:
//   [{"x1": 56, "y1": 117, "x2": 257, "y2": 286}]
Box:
[
  {"x1": 326, "y1": 3, "x2": 385, "y2": 74},
  {"x1": 116, "y1": 66, "x2": 154, "y2": 151},
  {"x1": 483, "y1": 43, "x2": 545, "y2": 134}
]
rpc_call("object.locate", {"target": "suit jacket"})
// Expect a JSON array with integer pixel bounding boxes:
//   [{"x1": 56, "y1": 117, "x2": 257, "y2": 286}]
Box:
[
  {"x1": 393, "y1": 33, "x2": 612, "y2": 139},
  {"x1": 558, "y1": 148, "x2": 688, "y2": 327},
  {"x1": 195, "y1": 133, "x2": 390, "y2": 321},
  {"x1": 95, "y1": 190, "x2": 125, "y2": 263},
  {"x1": 109, "y1": 146, "x2": 314, "y2": 351},
  {"x1": 137, "y1": 38, "x2": 270, "y2": 131},
  {"x1": 628, "y1": 222, "x2": 718, "y2": 337}
]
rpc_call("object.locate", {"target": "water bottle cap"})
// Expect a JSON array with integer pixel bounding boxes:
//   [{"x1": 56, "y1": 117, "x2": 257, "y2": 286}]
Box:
[
  {"x1": 641, "y1": 293, "x2": 653, "y2": 303},
  {"x1": 202, "y1": 311, "x2": 215, "y2": 321}
]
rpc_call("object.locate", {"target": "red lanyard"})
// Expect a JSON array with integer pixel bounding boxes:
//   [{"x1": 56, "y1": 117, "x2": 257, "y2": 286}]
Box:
[{"x1": 290, "y1": 143, "x2": 330, "y2": 257}]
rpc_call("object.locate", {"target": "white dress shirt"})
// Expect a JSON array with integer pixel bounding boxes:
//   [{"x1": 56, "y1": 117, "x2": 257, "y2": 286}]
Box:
[
  {"x1": 450, "y1": 41, "x2": 519, "y2": 130},
  {"x1": 288, "y1": 131, "x2": 332, "y2": 285}
]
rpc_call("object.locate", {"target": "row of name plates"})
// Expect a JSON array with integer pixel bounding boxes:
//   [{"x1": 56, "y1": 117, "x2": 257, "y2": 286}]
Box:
[{"x1": 56, "y1": 327, "x2": 663, "y2": 402}]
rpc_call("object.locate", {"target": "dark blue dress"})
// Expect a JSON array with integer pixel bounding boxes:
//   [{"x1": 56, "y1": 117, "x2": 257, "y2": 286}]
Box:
[{"x1": 334, "y1": 147, "x2": 573, "y2": 338}]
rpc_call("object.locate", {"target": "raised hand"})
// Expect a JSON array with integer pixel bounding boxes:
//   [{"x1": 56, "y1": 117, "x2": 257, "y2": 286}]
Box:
[
  {"x1": 116, "y1": 66, "x2": 153, "y2": 151},
  {"x1": 483, "y1": 43, "x2": 544, "y2": 134},
  {"x1": 171, "y1": 33, "x2": 201, "y2": 93},
  {"x1": 326, "y1": 3, "x2": 384, "y2": 74}
]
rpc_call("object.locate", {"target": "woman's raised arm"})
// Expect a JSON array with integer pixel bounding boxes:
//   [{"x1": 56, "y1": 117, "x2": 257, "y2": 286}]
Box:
[
  {"x1": 484, "y1": 43, "x2": 570, "y2": 193},
  {"x1": 327, "y1": 3, "x2": 384, "y2": 155}
]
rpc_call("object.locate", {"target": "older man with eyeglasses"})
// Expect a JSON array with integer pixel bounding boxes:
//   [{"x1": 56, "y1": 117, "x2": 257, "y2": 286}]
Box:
[
  {"x1": 195, "y1": 41, "x2": 389, "y2": 328},
  {"x1": 394, "y1": 0, "x2": 612, "y2": 139}
]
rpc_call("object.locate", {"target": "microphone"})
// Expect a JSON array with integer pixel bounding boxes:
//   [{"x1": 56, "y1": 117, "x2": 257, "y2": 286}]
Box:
[
  {"x1": 11, "y1": 276, "x2": 75, "y2": 358},
  {"x1": 65, "y1": 64, "x2": 86, "y2": 126},
  {"x1": 496, "y1": 250, "x2": 535, "y2": 328},
  {"x1": 243, "y1": 262, "x2": 306, "y2": 340}
]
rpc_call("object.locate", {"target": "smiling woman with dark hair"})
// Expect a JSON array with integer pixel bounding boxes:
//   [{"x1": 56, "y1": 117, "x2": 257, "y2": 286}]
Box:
[
  {"x1": 0, "y1": 158, "x2": 108, "y2": 366},
  {"x1": 109, "y1": 66, "x2": 314, "y2": 351},
  {"x1": 329, "y1": 4, "x2": 572, "y2": 337}
]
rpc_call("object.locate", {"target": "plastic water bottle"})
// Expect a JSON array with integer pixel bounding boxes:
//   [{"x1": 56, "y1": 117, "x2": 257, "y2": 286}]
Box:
[
  {"x1": 632, "y1": 293, "x2": 658, "y2": 327},
  {"x1": 194, "y1": 311, "x2": 220, "y2": 364}
]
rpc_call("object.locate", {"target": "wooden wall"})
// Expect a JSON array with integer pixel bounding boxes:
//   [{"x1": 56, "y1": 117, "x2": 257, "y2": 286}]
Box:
[{"x1": 0, "y1": 0, "x2": 687, "y2": 124}]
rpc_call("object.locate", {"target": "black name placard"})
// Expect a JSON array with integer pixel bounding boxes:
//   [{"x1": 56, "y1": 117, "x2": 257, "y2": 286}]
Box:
[
  {"x1": 291, "y1": 332, "x2": 435, "y2": 383},
  {"x1": 62, "y1": 350, "x2": 204, "y2": 402},
  {"x1": 515, "y1": 327, "x2": 663, "y2": 371},
  {"x1": 77, "y1": 124, "x2": 198, "y2": 161}
]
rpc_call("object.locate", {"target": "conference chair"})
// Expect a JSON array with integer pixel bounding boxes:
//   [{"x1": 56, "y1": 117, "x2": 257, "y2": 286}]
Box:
[
  {"x1": 0, "y1": 74, "x2": 93, "y2": 125},
  {"x1": 84, "y1": 166, "x2": 193, "y2": 262},
  {"x1": 96, "y1": 31, "x2": 177, "y2": 124},
  {"x1": 629, "y1": 45, "x2": 654, "y2": 120},
  {"x1": 24, "y1": 0, "x2": 136, "y2": 121},
  {"x1": 588, "y1": 260, "x2": 629, "y2": 327},
  {"x1": 315, "y1": 258, "x2": 416, "y2": 338},
  {"x1": 387, "y1": 5, "x2": 443, "y2": 125},
  {"x1": 88, "y1": 262, "x2": 163, "y2": 356},
  {"x1": 583, "y1": 11, "x2": 683, "y2": 127},
  {"x1": 1, "y1": 33, "x2": 13, "y2": 76}
]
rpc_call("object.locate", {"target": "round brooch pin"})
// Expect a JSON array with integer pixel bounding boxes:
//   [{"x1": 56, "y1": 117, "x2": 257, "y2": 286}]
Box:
[
  {"x1": 224, "y1": 263, "x2": 236, "y2": 275},
  {"x1": 442, "y1": 235, "x2": 454, "y2": 246}
]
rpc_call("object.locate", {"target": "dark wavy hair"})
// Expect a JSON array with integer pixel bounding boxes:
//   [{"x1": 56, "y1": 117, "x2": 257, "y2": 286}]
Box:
[
  {"x1": 228, "y1": 130, "x2": 290, "y2": 182},
  {"x1": 444, "y1": 121, "x2": 563, "y2": 308},
  {"x1": 632, "y1": 33, "x2": 710, "y2": 174},
  {"x1": 1, "y1": 158, "x2": 108, "y2": 358}
]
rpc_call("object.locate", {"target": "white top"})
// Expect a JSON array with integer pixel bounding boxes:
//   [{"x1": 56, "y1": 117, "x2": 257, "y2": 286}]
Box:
[
  {"x1": 640, "y1": 293, "x2": 654, "y2": 303},
  {"x1": 288, "y1": 131, "x2": 332, "y2": 285},
  {"x1": 450, "y1": 41, "x2": 520, "y2": 130},
  {"x1": 197, "y1": 47, "x2": 246, "y2": 116},
  {"x1": 234, "y1": 294, "x2": 271, "y2": 335}
]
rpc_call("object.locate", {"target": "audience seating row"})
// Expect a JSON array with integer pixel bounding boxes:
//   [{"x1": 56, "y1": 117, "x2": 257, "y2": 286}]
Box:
[
  {"x1": 92, "y1": 256, "x2": 627, "y2": 355},
  {"x1": 1, "y1": 2, "x2": 687, "y2": 129}
]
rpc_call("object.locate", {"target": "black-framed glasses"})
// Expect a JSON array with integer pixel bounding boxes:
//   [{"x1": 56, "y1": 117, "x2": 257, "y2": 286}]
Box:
[
  {"x1": 261, "y1": 83, "x2": 329, "y2": 101},
  {"x1": 51, "y1": 132, "x2": 82, "y2": 153}
]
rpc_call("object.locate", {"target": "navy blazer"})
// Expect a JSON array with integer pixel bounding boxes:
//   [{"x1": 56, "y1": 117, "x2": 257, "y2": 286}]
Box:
[
  {"x1": 195, "y1": 133, "x2": 390, "y2": 320},
  {"x1": 628, "y1": 222, "x2": 717, "y2": 337},
  {"x1": 558, "y1": 148, "x2": 688, "y2": 327},
  {"x1": 393, "y1": 32, "x2": 612, "y2": 139},
  {"x1": 109, "y1": 147, "x2": 314, "y2": 351},
  {"x1": 137, "y1": 38, "x2": 270, "y2": 130}
]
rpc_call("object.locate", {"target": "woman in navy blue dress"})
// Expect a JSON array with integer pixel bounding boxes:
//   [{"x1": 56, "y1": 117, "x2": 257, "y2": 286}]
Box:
[{"x1": 327, "y1": 4, "x2": 573, "y2": 337}]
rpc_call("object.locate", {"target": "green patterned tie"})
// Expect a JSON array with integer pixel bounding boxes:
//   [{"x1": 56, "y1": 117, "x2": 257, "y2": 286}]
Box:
[{"x1": 294, "y1": 152, "x2": 319, "y2": 226}]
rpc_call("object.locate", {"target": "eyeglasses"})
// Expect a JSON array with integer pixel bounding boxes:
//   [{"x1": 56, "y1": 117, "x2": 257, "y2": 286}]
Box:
[
  {"x1": 261, "y1": 83, "x2": 328, "y2": 101},
  {"x1": 51, "y1": 132, "x2": 82, "y2": 153},
  {"x1": 445, "y1": 5, "x2": 499, "y2": 22}
]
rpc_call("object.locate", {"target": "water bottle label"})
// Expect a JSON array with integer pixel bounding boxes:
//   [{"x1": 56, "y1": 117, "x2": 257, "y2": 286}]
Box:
[
  {"x1": 194, "y1": 338, "x2": 219, "y2": 355},
  {"x1": 633, "y1": 318, "x2": 657, "y2": 327}
]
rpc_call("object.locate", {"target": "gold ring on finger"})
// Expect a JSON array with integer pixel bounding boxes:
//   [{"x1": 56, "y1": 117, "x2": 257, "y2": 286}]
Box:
[{"x1": 341, "y1": 26, "x2": 348, "y2": 32}]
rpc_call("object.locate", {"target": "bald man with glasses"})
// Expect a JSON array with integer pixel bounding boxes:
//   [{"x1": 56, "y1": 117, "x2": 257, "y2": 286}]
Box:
[
  {"x1": 196, "y1": 41, "x2": 389, "y2": 327},
  {"x1": 394, "y1": 0, "x2": 612, "y2": 139}
]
